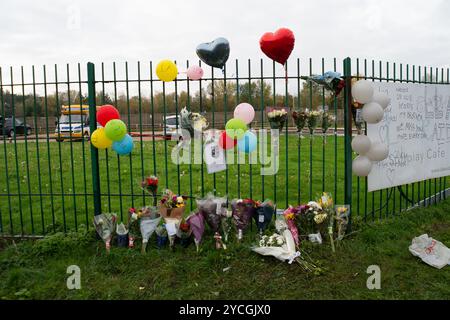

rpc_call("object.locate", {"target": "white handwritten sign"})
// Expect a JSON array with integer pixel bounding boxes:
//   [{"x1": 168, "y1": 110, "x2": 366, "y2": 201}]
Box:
[{"x1": 367, "y1": 82, "x2": 450, "y2": 192}]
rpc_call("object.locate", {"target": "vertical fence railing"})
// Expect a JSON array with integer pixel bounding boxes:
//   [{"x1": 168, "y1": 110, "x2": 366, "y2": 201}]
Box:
[
  {"x1": 88, "y1": 62, "x2": 101, "y2": 216},
  {"x1": 0, "y1": 58, "x2": 449, "y2": 236}
]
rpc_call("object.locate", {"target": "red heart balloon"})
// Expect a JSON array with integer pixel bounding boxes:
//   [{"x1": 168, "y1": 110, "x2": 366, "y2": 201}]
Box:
[{"x1": 259, "y1": 28, "x2": 295, "y2": 66}]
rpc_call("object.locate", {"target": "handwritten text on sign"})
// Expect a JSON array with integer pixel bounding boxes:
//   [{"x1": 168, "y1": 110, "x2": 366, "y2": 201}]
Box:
[{"x1": 367, "y1": 82, "x2": 450, "y2": 192}]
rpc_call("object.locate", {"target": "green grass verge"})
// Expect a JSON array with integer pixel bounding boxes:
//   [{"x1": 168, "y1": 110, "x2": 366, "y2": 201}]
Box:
[
  {"x1": 1, "y1": 135, "x2": 445, "y2": 235},
  {"x1": 0, "y1": 199, "x2": 449, "y2": 300}
]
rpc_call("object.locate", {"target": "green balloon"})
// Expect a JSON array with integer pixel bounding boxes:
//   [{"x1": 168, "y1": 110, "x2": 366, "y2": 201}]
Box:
[
  {"x1": 225, "y1": 118, "x2": 247, "y2": 140},
  {"x1": 104, "y1": 119, "x2": 127, "y2": 141}
]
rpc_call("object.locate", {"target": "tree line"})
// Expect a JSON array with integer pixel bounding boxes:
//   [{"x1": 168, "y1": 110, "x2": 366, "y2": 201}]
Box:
[{"x1": 1, "y1": 80, "x2": 344, "y2": 118}]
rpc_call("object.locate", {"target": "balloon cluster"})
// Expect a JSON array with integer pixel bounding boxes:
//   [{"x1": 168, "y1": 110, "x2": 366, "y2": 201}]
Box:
[
  {"x1": 91, "y1": 105, "x2": 134, "y2": 156},
  {"x1": 220, "y1": 103, "x2": 256, "y2": 153},
  {"x1": 155, "y1": 37, "x2": 231, "y2": 83},
  {"x1": 351, "y1": 80, "x2": 391, "y2": 177},
  {"x1": 155, "y1": 27, "x2": 295, "y2": 83}
]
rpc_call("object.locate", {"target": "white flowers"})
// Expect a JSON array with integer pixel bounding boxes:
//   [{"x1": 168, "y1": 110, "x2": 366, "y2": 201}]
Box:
[
  {"x1": 267, "y1": 110, "x2": 288, "y2": 119},
  {"x1": 259, "y1": 233, "x2": 285, "y2": 247},
  {"x1": 307, "y1": 201, "x2": 327, "y2": 224},
  {"x1": 307, "y1": 201, "x2": 322, "y2": 213},
  {"x1": 131, "y1": 213, "x2": 138, "y2": 221}
]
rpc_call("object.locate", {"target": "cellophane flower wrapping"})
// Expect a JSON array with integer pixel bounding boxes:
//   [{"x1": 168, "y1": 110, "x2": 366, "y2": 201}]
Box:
[
  {"x1": 93, "y1": 213, "x2": 117, "y2": 249},
  {"x1": 141, "y1": 175, "x2": 159, "y2": 206},
  {"x1": 159, "y1": 189, "x2": 186, "y2": 219},
  {"x1": 334, "y1": 205, "x2": 350, "y2": 241},
  {"x1": 127, "y1": 208, "x2": 140, "y2": 241},
  {"x1": 307, "y1": 110, "x2": 322, "y2": 135},
  {"x1": 307, "y1": 72, "x2": 345, "y2": 96},
  {"x1": 197, "y1": 194, "x2": 227, "y2": 233},
  {"x1": 180, "y1": 107, "x2": 208, "y2": 138},
  {"x1": 283, "y1": 206, "x2": 301, "y2": 246},
  {"x1": 221, "y1": 211, "x2": 233, "y2": 243},
  {"x1": 266, "y1": 107, "x2": 288, "y2": 131},
  {"x1": 231, "y1": 199, "x2": 256, "y2": 238},
  {"x1": 186, "y1": 211, "x2": 205, "y2": 251},
  {"x1": 140, "y1": 215, "x2": 161, "y2": 244},
  {"x1": 254, "y1": 200, "x2": 275, "y2": 233},
  {"x1": 292, "y1": 110, "x2": 308, "y2": 134},
  {"x1": 321, "y1": 111, "x2": 335, "y2": 134},
  {"x1": 252, "y1": 229, "x2": 298, "y2": 262}
]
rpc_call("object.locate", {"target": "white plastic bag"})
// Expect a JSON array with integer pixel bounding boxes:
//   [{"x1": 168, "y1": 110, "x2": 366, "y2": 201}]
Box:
[{"x1": 409, "y1": 234, "x2": 450, "y2": 269}]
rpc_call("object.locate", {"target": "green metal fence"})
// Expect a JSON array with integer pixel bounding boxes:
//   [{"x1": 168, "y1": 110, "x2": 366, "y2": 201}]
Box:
[{"x1": 0, "y1": 57, "x2": 448, "y2": 236}]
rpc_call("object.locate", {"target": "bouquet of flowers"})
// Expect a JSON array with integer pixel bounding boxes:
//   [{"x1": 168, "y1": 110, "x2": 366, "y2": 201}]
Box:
[
  {"x1": 254, "y1": 200, "x2": 275, "y2": 234},
  {"x1": 127, "y1": 208, "x2": 140, "y2": 249},
  {"x1": 334, "y1": 205, "x2": 350, "y2": 241},
  {"x1": 251, "y1": 228, "x2": 322, "y2": 273},
  {"x1": 321, "y1": 111, "x2": 335, "y2": 144},
  {"x1": 178, "y1": 221, "x2": 192, "y2": 248},
  {"x1": 283, "y1": 206, "x2": 300, "y2": 246},
  {"x1": 155, "y1": 224, "x2": 168, "y2": 249},
  {"x1": 214, "y1": 232, "x2": 227, "y2": 250},
  {"x1": 141, "y1": 175, "x2": 158, "y2": 206},
  {"x1": 186, "y1": 211, "x2": 205, "y2": 252},
  {"x1": 318, "y1": 193, "x2": 335, "y2": 252},
  {"x1": 160, "y1": 189, "x2": 186, "y2": 219},
  {"x1": 139, "y1": 206, "x2": 162, "y2": 253},
  {"x1": 304, "y1": 71, "x2": 345, "y2": 96},
  {"x1": 180, "y1": 107, "x2": 209, "y2": 139},
  {"x1": 292, "y1": 110, "x2": 308, "y2": 138},
  {"x1": 266, "y1": 107, "x2": 289, "y2": 131},
  {"x1": 197, "y1": 193, "x2": 227, "y2": 233},
  {"x1": 307, "y1": 201, "x2": 328, "y2": 226},
  {"x1": 93, "y1": 213, "x2": 117, "y2": 253},
  {"x1": 221, "y1": 210, "x2": 233, "y2": 243},
  {"x1": 306, "y1": 109, "x2": 323, "y2": 136},
  {"x1": 231, "y1": 199, "x2": 257, "y2": 241},
  {"x1": 116, "y1": 222, "x2": 129, "y2": 248}
]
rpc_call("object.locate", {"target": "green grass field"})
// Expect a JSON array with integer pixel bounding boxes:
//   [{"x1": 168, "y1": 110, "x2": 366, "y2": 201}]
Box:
[
  {"x1": 0, "y1": 134, "x2": 446, "y2": 235},
  {"x1": 0, "y1": 198, "x2": 449, "y2": 300}
]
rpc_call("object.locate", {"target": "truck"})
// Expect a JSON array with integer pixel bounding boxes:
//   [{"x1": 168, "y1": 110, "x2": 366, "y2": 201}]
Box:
[{"x1": 54, "y1": 105, "x2": 92, "y2": 142}]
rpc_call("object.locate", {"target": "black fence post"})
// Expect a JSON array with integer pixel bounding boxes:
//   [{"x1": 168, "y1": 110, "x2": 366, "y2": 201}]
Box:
[
  {"x1": 87, "y1": 62, "x2": 102, "y2": 215},
  {"x1": 343, "y1": 57, "x2": 353, "y2": 231}
]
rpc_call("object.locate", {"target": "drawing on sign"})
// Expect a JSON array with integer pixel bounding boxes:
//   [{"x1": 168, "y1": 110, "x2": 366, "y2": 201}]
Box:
[{"x1": 367, "y1": 82, "x2": 450, "y2": 192}]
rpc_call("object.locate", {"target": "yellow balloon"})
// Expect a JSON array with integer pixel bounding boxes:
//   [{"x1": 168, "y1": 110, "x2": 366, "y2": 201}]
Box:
[
  {"x1": 156, "y1": 60, "x2": 178, "y2": 82},
  {"x1": 91, "y1": 127, "x2": 112, "y2": 149}
]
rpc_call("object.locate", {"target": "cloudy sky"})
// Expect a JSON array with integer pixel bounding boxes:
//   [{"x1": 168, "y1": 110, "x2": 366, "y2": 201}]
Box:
[{"x1": 0, "y1": 0, "x2": 449, "y2": 85}]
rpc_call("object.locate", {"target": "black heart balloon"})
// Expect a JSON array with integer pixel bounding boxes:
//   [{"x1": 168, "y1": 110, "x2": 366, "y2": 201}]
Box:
[{"x1": 196, "y1": 37, "x2": 230, "y2": 69}]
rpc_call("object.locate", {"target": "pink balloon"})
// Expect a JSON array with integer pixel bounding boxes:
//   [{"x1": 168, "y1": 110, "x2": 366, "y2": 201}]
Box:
[
  {"x1": 187, "y1": 65, "x2": 204, "y2": 80},
  {"x1": 234, "y1": 103, "x2": 255, "y2": 124}
]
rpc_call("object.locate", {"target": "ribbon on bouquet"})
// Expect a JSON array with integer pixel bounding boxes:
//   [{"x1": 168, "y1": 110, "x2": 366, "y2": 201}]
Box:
[{"x1": 288, "y1": 251, "x2": 301, "y2": 264}]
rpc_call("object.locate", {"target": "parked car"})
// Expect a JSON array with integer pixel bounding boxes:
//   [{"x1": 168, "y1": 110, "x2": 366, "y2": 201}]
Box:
[
  {"x1": 163, "y1": 114, "x2": 182, "y2": 140},
  {"x1": 0, "y1": 117, "x2": 32, "y2": 137}
]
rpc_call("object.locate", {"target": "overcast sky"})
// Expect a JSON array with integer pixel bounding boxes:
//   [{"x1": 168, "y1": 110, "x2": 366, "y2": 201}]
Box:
[{"x1": 0, "y1": 0, "x2": 449, "y2": 85}]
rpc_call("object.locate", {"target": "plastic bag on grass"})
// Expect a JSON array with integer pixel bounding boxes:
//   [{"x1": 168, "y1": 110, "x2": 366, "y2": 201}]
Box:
[{"x1": 409, "y1": 234, "x2": 450, "y2": 269}]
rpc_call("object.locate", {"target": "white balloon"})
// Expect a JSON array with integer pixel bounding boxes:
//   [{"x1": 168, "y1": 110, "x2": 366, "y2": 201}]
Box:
[
  {"x1": 352, "y1": 155, "x2": 373, "y2": 177},
  {"x1": 366, "y1": 142, "x2": 389, "y2": 162},
  {"x1": 352, "y1": 80, "x2": 374, "y2": 104},
  {"x1": 372, "y1": 92, "x2": 391, "y2": 110},
  {"x1": 351, "y1": 135, "x2": 372, "y2": 155},
  {"x1": 362, "y1": 102, "x2": 384, "y2": 124}
]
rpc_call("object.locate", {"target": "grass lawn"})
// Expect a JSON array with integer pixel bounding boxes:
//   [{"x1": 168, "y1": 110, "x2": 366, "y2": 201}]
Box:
[
  {"x1": 0, "y1": 135, "x2": 445, "y2": 235},
  {"x1": 0, "y1": 198, "x2": 449, "y2": 300}
]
